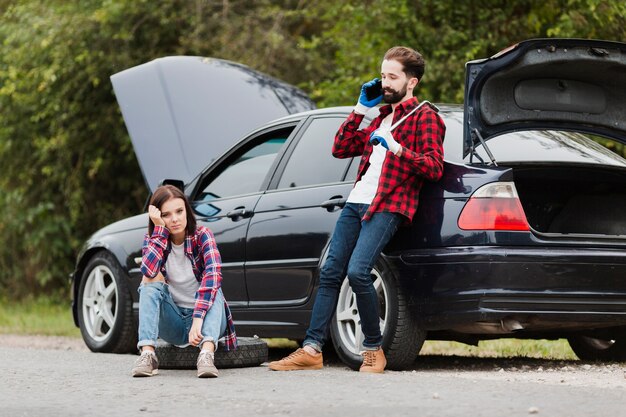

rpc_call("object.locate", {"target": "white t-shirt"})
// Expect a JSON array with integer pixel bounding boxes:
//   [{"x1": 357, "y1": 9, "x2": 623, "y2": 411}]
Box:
[
  {"x1": 165, "y1": 242, "x2": 199, "y2": 309},
  {"x1": 347, "y1": 115, "x2": 392, "y2": 205}
]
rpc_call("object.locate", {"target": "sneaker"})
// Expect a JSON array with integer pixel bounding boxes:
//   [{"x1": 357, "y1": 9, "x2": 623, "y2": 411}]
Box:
[
  {"x1": 268, "y1": 348, "x2": 323, "y2": 371},
  {"x1": 360, "y1": 348, "x2": 386, "y2": 373},
  {"x1": 132, "y1": 351, "x2": 159, "y2": 377},
  {"x1": 197, "y1": 351, "x2": 219, "y2": 378}
]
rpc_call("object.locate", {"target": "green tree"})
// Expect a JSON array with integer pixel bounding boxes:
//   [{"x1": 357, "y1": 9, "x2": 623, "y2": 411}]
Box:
[
  {"x1": 301, "y1": 0, "x2": 625, "y2": 105},
  {"x1": 0, "y1": 0, "x2": 624, "y2": 299},
  {"x1": 0, "y1": 1, "x2": 148, "y2": 296},
  {"x1": 0, "y1": 0, "x2": 325, "y2": 298}
]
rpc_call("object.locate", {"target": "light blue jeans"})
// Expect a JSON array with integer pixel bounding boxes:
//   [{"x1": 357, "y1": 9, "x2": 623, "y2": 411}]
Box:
[{"x1": 137, "y1": 281, "x2": 227, "y2": 351}]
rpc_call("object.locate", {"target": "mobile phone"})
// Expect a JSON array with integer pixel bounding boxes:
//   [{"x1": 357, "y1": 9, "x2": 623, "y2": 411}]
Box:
[{"x1": 365, "y1": 80, "x2": 382, "y2": 101}]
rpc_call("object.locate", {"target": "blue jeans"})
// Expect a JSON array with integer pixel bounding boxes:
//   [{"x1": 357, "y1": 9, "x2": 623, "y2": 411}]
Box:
[
  {"x1": 303, "y1": 203, "x2": 402, "y2": 351},
  {"x1": 137, "y1": 281, "x2": 227, "y2": 351}
]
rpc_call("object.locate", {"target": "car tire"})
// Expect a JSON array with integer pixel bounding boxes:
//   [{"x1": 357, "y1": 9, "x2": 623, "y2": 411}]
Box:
[
  {"x1": 568, "y1": 329, "x2": 626, "y2": 361},
  {"x1": 330, "y1": 258, "x2": 425, "y2": 371},
  {"x1": 155, "y1": 337, "x2": 268, "y2": 369},
  {"x1": 77, "y1": 251, "x2": 137, "y2": 353}
]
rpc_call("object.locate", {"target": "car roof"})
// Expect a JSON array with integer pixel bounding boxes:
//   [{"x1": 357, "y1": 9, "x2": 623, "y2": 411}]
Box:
[{"x1": 258, "y1": 103, "x2": 463, "y2": 126}]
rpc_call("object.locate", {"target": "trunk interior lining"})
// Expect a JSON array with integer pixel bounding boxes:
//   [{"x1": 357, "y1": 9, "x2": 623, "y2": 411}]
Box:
[{"x1": 513, "y1": 165, "x2": 626, "y2": 236}]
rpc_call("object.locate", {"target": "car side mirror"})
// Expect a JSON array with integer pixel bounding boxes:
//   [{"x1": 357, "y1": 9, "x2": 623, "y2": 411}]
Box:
[
  {"x1": 159, "y1": 179, "x2": 185, "y2": 192},
  {"x1": 194, "y1": 203, "x2": 221, "y2": 218},
  {"x1": 143, "y1": 179, "x2": 187, "y2": 212}
]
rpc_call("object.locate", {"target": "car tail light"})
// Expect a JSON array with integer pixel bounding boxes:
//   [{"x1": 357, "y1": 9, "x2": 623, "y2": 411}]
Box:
[{"x1": 458, "y1": 182, "x2": 530, "y2": 231}]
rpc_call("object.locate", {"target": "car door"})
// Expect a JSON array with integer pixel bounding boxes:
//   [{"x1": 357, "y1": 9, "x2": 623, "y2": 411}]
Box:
[
  {"x1": 190, "y1": 123, "x2": 299, "y2": 307},
  {"x1": 244, "y1": 115, "x2": 356, "y2": 308}
]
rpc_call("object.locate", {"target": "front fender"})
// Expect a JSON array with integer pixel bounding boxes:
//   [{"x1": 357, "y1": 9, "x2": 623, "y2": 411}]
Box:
[{"x1": 70, "y1": 221, "x2": 146, "y2": 326}]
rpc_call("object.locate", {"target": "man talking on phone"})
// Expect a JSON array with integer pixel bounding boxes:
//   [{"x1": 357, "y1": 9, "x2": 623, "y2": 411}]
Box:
[{"x1": 269, "y1": 46, "x2": 446, "y2": 373}]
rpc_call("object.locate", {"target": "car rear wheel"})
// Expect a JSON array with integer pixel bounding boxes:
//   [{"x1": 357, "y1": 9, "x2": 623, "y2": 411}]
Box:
[
  {"x1": 77, "y1": 251, "x2": 137, "y2": 353},
  {"x1": 568, "y1": 329, "x2": 626, "y2": 361},
  {"x1": 330, "y1": 258, "x2": 425, "y2": 370}
]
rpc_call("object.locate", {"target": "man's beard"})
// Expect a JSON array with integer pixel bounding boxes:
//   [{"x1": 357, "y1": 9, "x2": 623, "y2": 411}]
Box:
[{"x1": 383, "y1": 82, "x2": 408, "y2": 104}]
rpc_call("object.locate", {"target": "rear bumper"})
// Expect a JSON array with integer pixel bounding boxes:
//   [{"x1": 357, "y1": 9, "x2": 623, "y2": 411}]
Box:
[{"x1": 396, "y1": 246, "x2": 626, "y2": 332}]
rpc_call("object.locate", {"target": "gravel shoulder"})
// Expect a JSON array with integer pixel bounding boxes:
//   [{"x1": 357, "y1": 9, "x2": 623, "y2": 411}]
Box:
[
  {"x1": 0, "y1": 333, "x2": 89, "y2": 351},
  {"x1": 1, "y1": 334, "x2": 625, "y2": 417},
  {"x1": 1, "y1": 333, "x2": 624, "y2": 388}
]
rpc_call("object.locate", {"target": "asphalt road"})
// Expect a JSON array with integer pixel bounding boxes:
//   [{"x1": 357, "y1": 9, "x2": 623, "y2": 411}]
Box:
[{"x1": 1, "y1": 343, "x2": 625, "y2": 417}]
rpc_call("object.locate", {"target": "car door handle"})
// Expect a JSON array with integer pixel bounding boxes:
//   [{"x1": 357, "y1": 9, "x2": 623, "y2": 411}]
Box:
[
  {"x1": 320, "y1": 197, "x2": 347, "y2": 212},
  {"x1": 226, "y1": 207, "x2": 253, "y2": 220}
]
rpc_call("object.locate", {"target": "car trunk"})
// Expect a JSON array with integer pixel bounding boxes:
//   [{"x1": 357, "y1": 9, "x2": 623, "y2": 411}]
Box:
[
  {"x1": 511, "y1": 164, "x2": 626, "y2": 237},
  {"x1": 464, "y1": 39, "x2": 626, "y2": 159}
]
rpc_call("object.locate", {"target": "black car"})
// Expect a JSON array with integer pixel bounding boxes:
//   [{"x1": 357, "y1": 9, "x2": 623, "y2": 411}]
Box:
[{"x1": 71, "y1": 39, "x2": 626, "y2": 370}]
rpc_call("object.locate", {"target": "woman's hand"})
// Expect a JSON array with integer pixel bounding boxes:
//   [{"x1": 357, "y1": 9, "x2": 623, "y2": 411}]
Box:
[
  {"x1": 188, "y1": 317, "x2": 204, "y2": 347},
  {"x1": 148, "y1": 205, "x2": 166, "y2": 227}
]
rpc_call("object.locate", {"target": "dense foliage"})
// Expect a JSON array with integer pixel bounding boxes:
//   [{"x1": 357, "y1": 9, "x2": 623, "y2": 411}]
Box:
[{"x1": 0, "y1": 0, "x2": 624, "y2": 298}]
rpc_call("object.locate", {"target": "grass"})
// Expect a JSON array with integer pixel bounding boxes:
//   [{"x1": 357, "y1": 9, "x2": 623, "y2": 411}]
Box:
[
  {"x1": 263, "y1": 338, "x2": 577, "y2": 360},
  {"x1": 0, "y1": 297, "x2": 578, "y2": 360},
  {"x1": 0, "y1": 296, "x2": 81, "y2": 338},
  {"x1": 420, "y1": 339, "x2": 577, "y2": 360}
]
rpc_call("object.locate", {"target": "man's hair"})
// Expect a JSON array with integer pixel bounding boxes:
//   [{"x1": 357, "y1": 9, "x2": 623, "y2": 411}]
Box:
[
  {"x1": 384, "y1": 46, "x2": 425, "y2": 80},
  {"x1": 148, "y1": 184, "x2": 196, "y2": 236}
]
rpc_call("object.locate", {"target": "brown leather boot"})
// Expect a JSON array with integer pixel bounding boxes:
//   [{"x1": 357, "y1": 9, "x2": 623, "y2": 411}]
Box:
[
  {"x1": 268, "y1": 348, "x2": 323, "y2": 371},
  {"x1": 360, "y1": 348, "x2": 386, "y2": 373}
]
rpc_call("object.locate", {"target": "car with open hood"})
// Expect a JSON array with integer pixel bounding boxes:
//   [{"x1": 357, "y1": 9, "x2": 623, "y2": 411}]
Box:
[{"x1": 71, "y1": 38, "x2": 626, "y2": 369}]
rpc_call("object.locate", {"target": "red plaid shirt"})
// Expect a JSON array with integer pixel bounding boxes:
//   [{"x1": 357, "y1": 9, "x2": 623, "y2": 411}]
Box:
[
  {"x1": 333, "y1": 97, "x2": 445, "y2": 223},
  {"x1": 141, "y1": 225, "x2": 237, "y2": 350}
]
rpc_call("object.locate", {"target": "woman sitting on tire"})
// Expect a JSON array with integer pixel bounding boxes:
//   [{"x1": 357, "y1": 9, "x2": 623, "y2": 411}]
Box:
[{"x1": 132, "y1": 184, "x2": 237, "y2": 378}]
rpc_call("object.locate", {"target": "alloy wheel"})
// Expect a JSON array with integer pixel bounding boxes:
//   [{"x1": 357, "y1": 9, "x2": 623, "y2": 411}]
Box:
[
  {"x1": 334, "y1": 268, "x2": 389, "y2": 354},
  {"x1": 81, "y1": 264, "x2": 119, "y2": 343}
]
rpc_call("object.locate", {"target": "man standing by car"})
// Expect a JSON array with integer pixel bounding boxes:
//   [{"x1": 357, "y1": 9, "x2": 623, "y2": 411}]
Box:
[{"x1": 269, "y1": 46, "x2": 446, "y2": 373}]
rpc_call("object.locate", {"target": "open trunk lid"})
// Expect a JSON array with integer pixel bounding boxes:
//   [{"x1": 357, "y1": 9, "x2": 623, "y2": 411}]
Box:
[{"x1": 463, "y1": 38, "x2": 626, "y2": 158}]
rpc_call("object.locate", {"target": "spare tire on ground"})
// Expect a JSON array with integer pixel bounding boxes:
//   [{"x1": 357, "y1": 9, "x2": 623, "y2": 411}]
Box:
[{"x1": 155, "y1": 336, "x2": 268, "y2": 369}]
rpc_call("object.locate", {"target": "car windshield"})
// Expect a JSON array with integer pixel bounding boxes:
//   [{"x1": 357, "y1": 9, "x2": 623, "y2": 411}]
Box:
[
  {"x1": 441, "y1": 111, "x2": 626, "y2": 167},
  {"x1": 468, "y1": 130, "x2": 626, "y2": 167},
  {"x1": 198, "y1": 138, "x2": 287, "y2": 201}
]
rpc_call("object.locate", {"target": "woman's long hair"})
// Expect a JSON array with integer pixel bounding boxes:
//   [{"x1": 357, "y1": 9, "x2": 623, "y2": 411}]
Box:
[{"x1": 147, "y1": 185, "x2": 197, "y2": 236}]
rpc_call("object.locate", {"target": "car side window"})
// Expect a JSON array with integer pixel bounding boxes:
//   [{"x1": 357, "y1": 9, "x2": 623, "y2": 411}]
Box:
[
  {"x1": 344, "y1": 158, "x2": 360, "y2": 182},
  {"x1": 197, "y1": 128, "x2": 292, "y2": 201},
  {"x1": 277, "y1": 117, "x2": 350, "y2": 189},
  {"x1": 440, "y1": 112, "x2": 463, "y2": 162}
]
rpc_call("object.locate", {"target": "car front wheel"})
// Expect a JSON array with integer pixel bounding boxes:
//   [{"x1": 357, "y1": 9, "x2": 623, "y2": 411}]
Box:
[
  {"x1": 77, "y1": 251, "x2": 137, "y2": 353},
  {"x1": 329, "y1": 258, "x2": 425, "y2": 370},
  {"x1": 568, "y1": 329, "x2": 626, "y2": 361}
]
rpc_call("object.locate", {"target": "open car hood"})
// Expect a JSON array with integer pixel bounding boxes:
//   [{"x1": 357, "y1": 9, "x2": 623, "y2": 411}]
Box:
[
  {"x1": 111, "y1": 56, "x2": 315, "y2": 191},
  {"x1": 463, "y1": 38, "x2": 626, "y2": 158}
]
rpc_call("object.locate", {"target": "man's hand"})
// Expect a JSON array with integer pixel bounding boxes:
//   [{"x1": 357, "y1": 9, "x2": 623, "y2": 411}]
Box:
[
  {"x1": 355, "y1": 78, "x2": 383, "y2": 114},
  {"x1": 188, "y1": 317, "x2": 204, "y2": 347},
  {"x1": 148, "y1": 205, "x2": 165, "y2": 227},
  {"x1": 369, "y1": 128, "x2": 402, "y2": 155}
]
